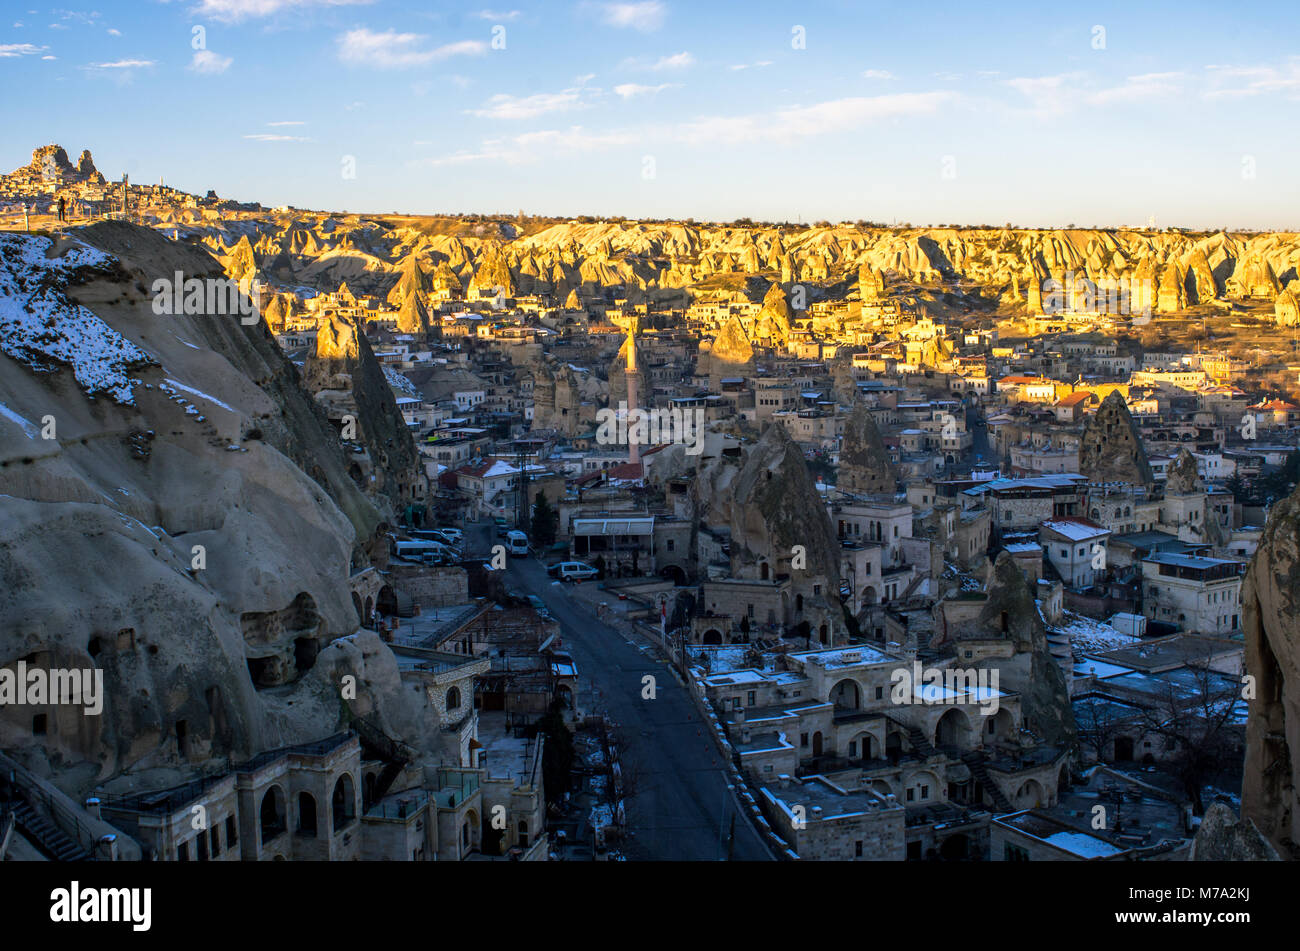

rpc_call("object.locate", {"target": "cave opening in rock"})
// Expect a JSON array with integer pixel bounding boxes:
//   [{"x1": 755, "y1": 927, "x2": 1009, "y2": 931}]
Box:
[
  {"x1": 247, "y1": 656, "x2": 278, "y2": 688},
  {"x1": 294, "y1": 636, "x2": 319, "y2": 674}
]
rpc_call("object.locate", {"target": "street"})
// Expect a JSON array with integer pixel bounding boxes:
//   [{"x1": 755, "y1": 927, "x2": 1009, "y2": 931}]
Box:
[{"x1": 466, "y1": 522, "x2": 772, "y2": 861}]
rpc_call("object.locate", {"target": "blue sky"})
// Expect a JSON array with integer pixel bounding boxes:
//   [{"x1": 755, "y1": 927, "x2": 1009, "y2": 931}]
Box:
[{"x1": 2, "y1": 1, "x2": 1298, "y2": 228}]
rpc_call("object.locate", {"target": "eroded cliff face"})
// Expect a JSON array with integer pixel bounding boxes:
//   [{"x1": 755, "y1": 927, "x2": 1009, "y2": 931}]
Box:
[
  {"x1": 1241, "y1": 479, "x2": 1300, "y2": 858},
  {"x1": 302, "y1": 313, "x2": 425, "y2": 517},
  {"x1": 1079, "y1": 390, "x2": 1154, "y2": 487},
  {"x1": 0, "y1": 223, "x2": 431, "y2": 796}
]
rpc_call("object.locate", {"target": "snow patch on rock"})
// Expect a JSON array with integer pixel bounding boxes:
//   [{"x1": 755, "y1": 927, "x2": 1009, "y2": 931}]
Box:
[{"x1": 0, "y1": 233, "x2": 155, "y2": 404}]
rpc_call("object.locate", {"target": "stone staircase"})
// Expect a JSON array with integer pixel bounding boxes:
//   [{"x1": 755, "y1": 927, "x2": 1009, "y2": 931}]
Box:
[
  {"x1": 1045, "y1": 629, "x2": 1072, "y2": 673},
  {"x1": 906, "y1": 725, "x2": 936, "y2": 759},
  {"x1": 962, "y1": 752, "x2": 1014, "y2": 814},
  {"x1": 8, "y1": 800, "x2": 93, "y2": 862}
]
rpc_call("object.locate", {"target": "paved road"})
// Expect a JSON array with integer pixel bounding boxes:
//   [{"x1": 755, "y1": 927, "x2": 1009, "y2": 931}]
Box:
[{"x1": 465, "y1": 522, "x2": 771, "y2": 860}]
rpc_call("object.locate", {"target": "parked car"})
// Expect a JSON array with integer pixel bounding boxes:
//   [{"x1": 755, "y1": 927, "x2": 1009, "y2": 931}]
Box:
[
  {"x1": 525, "y1": 595, "x2": 552, "y2": 620},
  {"x1": 506, "y1": 530, "x2": 529, "y2": 556},
  {"x1": 552, "y1": 561, "x2": 598, "y2": 582},
  {"x1": 435, "y1": 527, "x2": 463, "y2": 545}
]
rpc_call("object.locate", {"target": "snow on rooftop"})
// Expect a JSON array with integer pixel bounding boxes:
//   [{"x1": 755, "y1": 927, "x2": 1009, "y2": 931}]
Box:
[
  {"x1": 1042, "y1": 830, "x2": 1123, "y2": 858},
  {"x1": 0, "y1": 233, "x2": 154, "y2": 404}
]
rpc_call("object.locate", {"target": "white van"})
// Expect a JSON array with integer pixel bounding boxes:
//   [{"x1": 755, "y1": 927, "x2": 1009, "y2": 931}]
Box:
[{"x1": 506, "y1": 530, "x2": 529, "y2": 556}]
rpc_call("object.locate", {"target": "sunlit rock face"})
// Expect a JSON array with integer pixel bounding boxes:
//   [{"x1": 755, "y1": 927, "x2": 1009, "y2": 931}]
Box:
[{"x1": 1078, "y1": 391, "x2": 1153, "y2": 487}]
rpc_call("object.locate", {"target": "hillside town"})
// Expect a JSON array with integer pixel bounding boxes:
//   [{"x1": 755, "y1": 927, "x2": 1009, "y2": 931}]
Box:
[{"x1": 0, "y1": 144, "x2": 1296, "y2": 865}]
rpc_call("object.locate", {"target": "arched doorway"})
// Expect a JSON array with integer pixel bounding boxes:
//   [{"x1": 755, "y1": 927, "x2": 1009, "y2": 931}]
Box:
[
  {"x1": 831, "y1": 679, "x2": 861, "y2": 710},
  {"x1": 811, "y1": 731, "x2": 823, "y2": 757},
  {"x1": 297, "y1": 792, "x2": 318, "y2": 837},
  {"x1": 988, "y1": 708, "x2": 1014, "y2": 743},
  {"x1": 760, "y1": 562, "x2": 770, "y2": 580},
  {"x1": 1014, "y1": 779, "x2": 1045, "y2": 809},
  {"x1": 702, "y1": 629, "x2": 723, "y2": 645},
  {"x1": 886, "y1": 730, "x2": 904, "y2": 763},
  {"x1": 259, "y1": 785, "x2": 286, "y2": 845},
  {"x1": 332, "y1": 774, "x2": 356, "y2": 833},
  {"x1": 660, "y1": 565, "x2": 686, "y2": 586},
  {"x1": 377, "y1": 585, "x2": 398, "y2": 617},
  {"x1": 934, "y1": 708, "x2": 973, "y2": 750},
  {"x1": 853, "y1": 732, "x2": 877, "y2": 761},
  {"x1": 1114, "y1": 736, "x2": 1134, "y2": 762}
]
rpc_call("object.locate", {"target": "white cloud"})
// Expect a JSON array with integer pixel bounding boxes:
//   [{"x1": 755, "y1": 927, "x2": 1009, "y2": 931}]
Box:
[
  {"x1": 475, "y1": 8, "x2": 521, "y2": 19},
  {"x1": 107, "y1": 27, "x2": 121, "y2": 36},
  {"x1": 85, "y1": 58, "x2": 155, "y2": 69},
  {"x1": 599, "y1": 1, "x2": 665, "y2": 32},
  {"x1": 337, "y1": 29, "x2": 486, "y2": 68},
  {"x1": 0, "y1": 42, "x2": 47, "y2": 57},
  {"x1": 651, "y1": 51, "x2": 693, "y2": 70},
  {"x1": 243, "y1": 133, "x2": 310, "y2": 141},
  {"x1": 426, "y1": 90, "x2": 956, "y2": 165},
  {"x1": 1204, "y1": 59, "x2": 1300, "y2": 99},
  {"x1": 41, "y1": 54, "x2": 55, "y2": 60},
  {"x1": 193, "y1": 0, "x2": 374, "y2": 23},
  {"x1": 862, "y1": 69, "x2": 894, "y2": 80},
  {"x1": 189, "y1": 49, "x2": 232, "y2": 74},
  {"x1": 675, "y1": 92, "x2": 955, "y2": 146},
  {"x1": 1086, "y1": 71, "x2": 1183, "y2": 105},
  {"x1": 266, "y1": 120, "x2": 305, "y2": 126},
  {"x1": 729, "y1": 60, "x2": 771, "y2": 71},
  {"x1": 614, "y1": 82, "x2": 674, "y2": 98},
  {"x1": 470, "y1": 90, "x2": 585, "y2": 119},
  {"x1": 1002, "y1": 72, "x2": 1085, "y2": 116}
]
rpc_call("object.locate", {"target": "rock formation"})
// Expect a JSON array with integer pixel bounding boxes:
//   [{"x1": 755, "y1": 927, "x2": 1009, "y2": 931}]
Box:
[
  {"x1": 1188, "y1": 801, "x2": 1280, "y2": 860},
  {"x1": 1078, "y1": 391, "x2": 1154, "y2": 487},
  {"x1": 0, "y1": 222, "x2": 444, "y2": 797},
  {"x1": 838, "y1": 397, "x2": 897, "y2": 496},
  {"x1": 951, "y1": 552, "x2": 1078, "y2": 749},
  {"x1": 1240, "y1": 477, "x2": 1300, "y2": 858}
]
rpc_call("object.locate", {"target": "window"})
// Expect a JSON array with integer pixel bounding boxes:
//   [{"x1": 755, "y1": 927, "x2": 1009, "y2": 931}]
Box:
[
  {"x1": 178, "y1": 840, "x2": 189, "y2": 862},
  {"x1": 747, "y1": 691, "x2": 756, "y2": 706},
  {"x1": 906, "y1": 788, "x2": 915, "y2": 802},
  {"x1": 210, "y1": 827, "x2": 221, "y2": 857},
  {"x1": 920, "y1": 785, "x2": 929, "y2": 800},
  {"x1": 226, "y1": 816, "x2": 237, "y2": 848},
  {"x1": 875, "y1": 686, "x2": 884, "y2": 700},
  {"x1": 800, "y1": 733, "x2": 809, "y2": 747},
  {"x1": 855, "y1": 841, "x2": 864, "y2": 858},
  {"x1": 1005, "y1": 843, "x2": 1029, "y2": 862}
]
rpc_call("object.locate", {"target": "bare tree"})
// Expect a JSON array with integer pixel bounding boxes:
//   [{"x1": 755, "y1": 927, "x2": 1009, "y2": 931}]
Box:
[{"x1": 1137, "y1": 656, "x2": 1244, "y2": 815}]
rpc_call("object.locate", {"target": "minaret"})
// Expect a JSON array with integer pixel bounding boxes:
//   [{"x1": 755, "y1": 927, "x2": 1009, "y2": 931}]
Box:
[{"x1": 624, "y1": 318, "x2": 641, "y2": 466}]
